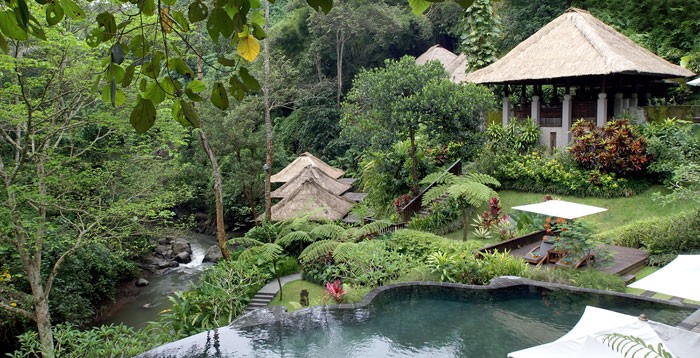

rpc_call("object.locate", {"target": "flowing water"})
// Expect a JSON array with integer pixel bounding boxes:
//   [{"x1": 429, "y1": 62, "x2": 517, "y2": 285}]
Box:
[{"x1": 103, "y1": 233, "x2": 218, "y2": 329}]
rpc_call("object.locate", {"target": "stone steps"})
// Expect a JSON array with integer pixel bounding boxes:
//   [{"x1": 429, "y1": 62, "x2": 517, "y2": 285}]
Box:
[{"x1": 243, "y1": 292, "x2": 276, "y2": 314}]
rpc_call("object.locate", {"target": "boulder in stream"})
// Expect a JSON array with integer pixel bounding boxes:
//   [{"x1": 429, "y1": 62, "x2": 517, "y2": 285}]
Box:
[
  {"x1": 203, "y1": 245, "x2": 223, "y2": 263},
  {"x1": 175, "y1": 251, "x2": 191, "y2": 264},
  {"x1": 171, "y1": 237, "x2": 192, "y2": 256},
  {"x1": 135, "y1": 278, "x2": 150, "y2": 287}
]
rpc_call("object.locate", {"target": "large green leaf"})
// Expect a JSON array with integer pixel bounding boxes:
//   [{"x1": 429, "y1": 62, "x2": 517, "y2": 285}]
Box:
[
  {"x1": 138, "y1": 0, "x2": 156, "y2": 16},
  {"x1": 130, "y1": 34, "x2": 149, "y2": 59},
  {"x1": 188, "y1": 0, "x2": 208, "y2": 23},
  {"x1": 143, "y1": 80, "x2": 166, "y2": 105},
  {"x1": 306, "y1": 0, "x2": 333, "y2": 14},
  {"x1": 143, "y1": 50, "x2": 164, "y2": 78},
  {"x1": 239, "y1": 67, "x2": 260, "y2": 91},
  {"x1": 122, "y1": 64, "x2": 135, "y2": 87},
  {"x1": 229, "y1": 76, "x2": 246, "y2": 100},
  {"x1": 45, "y1": 4, "x2": 64, "y2": 26},
  {"x1": 97, "y1": 12, "x2": 117, "y2": 41},
  {"x1": 101, "y1": 83, "x2": 126, "y2": 106},
  {"x1": 180, "y1": 100, "x2": 201, "y2": 128},
  {"x1": 15, "y1": 0, "x2": 30, "y2": 29},
  {"x1": 130, "y1": 97, "x2": 157, "y2": 134},
  {"x1": 0, "y1": 11, "x2": 28, "y2": 40},
  {"x1": 0, "y1": 33, "x2": 8, "y2": 54},
  {"x1": 168, "y1": 57, "x2": 194, "y2": 78},
  {"x1": 187, "y1": 79, "x2": 206, "y2": 92},
  {"x1": 207, "y1": 8, "x2": 234, "y2": 44},
  {"x1": 57, "y1": 0, "x2": 85, "y2": 19},
  {"x1": 171, "y1": 10, "x2": 190, "y2": 32},
  {"x1": 211, "y1": 82, "x2": 229, "y2": 110},
  {"x1": 407, "y1": 0, "x2": 432, "y2": 15}
]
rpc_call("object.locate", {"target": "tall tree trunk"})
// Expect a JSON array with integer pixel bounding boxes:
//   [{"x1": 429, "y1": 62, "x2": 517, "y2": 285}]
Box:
[
  {"x1": 336, "y1": 29, "x2": 345, "y2": 107},
  {"x1": 461, "y1": 205, "x2": 471, "y2": 241},
  {"x1": 197, "y1": 26, "x2": 230, "y2": 260},
  {"x1": 32, "y1": 282, "x2": 54, "y2": 358},
  {"x1": 263, "y1": 0, "x2": 272, "y2": 222},
  {"x1": 409, "y1": 126, "x2": 418, "y2": 193}
]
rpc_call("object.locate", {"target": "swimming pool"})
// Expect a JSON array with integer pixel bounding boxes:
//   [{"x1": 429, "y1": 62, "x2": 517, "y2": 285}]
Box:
[{"x1": 140, "y1": 280, "x2": 697, "y2": 357}]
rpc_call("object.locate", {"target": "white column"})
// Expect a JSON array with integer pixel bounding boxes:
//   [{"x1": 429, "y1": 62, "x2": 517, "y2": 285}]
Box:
[
  {"x1": 502, "y1": 96, "x2": 510, "y2": 127},
  {"x1": 562, "y1": 94, "x2": 572, "y2": 146},
  {"x1": 630, "y1": 93, "x2": 638, "y2": 108},
  {"x1": 530, "y1": 95, "x2": 540, "y2": 124},
  {"x1": 613, "y1": 92, "x2": 624, "y2": 117},
  {"x1": 597, "y1": 92, "x2": 607, "y2": 127}
]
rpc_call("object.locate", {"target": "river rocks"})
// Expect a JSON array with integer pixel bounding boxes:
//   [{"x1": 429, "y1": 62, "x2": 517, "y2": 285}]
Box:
[
  {"x1": 175, "y1": 251, "x2": 191, "y2": 264},
  {"x1": 171, "y1": 238, "x2": 192, "y2": 257},
  {"x1": 203, "y1": 245, "x2": 223, "y2": 263},
  {"x1": 135, "y1": 278, "x2": 150, "y2": 287}
]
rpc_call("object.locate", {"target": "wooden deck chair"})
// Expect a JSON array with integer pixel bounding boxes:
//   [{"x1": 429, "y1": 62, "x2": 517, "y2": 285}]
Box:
[{"x1": 523, "y1": 237, "x2": 556, "y2": 265}]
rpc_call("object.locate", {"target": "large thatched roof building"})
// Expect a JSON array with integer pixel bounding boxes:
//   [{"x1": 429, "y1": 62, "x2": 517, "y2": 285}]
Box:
[
  {"x1": 268, "y1": 177, "x2": 355, "y2": 222},
  {"x1": 271, "y1": 165, "x2": 351, "y2": 199},
  {"x1": 270, "y1": 152, "x2": 344, "y2": 183},
  {"x1": 465, "y1": 8, "x2": 695, "y2": 149},
  {"x1": 416, "y1": 45, "x2": 468, "y2": 83}
]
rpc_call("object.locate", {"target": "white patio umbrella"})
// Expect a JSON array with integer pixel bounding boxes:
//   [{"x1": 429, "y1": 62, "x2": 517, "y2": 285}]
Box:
[
  {"x1": 628, "y1": 255, "x2": 700, "y2": 302},
  {"x1": 688, "y1": 77, "x2": 700, "y2": 86},
  {"x1": 508, "y1": 306, "x2": 700, "y2": 358},
  {"x1": 511, "y1": 200, "x2": 607, "y2": 220}
]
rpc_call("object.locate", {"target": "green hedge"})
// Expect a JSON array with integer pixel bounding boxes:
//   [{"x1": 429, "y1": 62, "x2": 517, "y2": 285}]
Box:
[
  {"x1": 597, "y1": 211, "x2": 700, "y2": 265},
  {"x1": 389, "y1": 229, "x2": 480, "y2": 262}
]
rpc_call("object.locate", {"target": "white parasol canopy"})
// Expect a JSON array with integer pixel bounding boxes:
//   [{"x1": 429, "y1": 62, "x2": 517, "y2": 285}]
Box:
[
  {"x1": 509, "y1": 306, "x2": 700, "y2": 358},
  {"x1": 688, "y1": 77, "x2": 700, "y2": 86},
  {"x1": 511, "y1": 200, "x2": 607, "y2": 220},
  {"x1": 628, "y1": 255, "x2": 700, "y2": 302}
]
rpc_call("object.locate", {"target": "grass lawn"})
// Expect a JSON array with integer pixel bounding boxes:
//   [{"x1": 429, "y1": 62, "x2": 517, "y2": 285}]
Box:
[
  {"x1": 268, "y1": 280, "x2": 327, "y2": 312},
  {"x1": 497, "y1": 185, "x2": 698, "y2": 233}
]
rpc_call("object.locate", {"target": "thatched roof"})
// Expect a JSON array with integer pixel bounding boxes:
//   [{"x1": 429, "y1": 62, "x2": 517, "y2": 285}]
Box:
[
  {"x1": 271, "y1": 165, "x2": 350, "y2": 198},
  {"x1": 271, "y1": 152, "x2": 344, "y2": 183},
  {"x1": 268, "y1": 177, "x2": 354, "y2": 222},
  {"x1": 466, "y1": 8, "x2": 695, "y2": 84},
  {"x1": 416, "y1": 45, "x2": 468, "y2": 83}
]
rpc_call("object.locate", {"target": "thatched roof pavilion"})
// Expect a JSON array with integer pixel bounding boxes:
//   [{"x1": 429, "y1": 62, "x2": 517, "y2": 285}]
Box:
[
  {"x1": 268, "y1": 177, "x2": 354, "y2": 222},
  {"x1": 466, "y1": 8, "x2": 693, "y2": 84},
  {"x1": 271, "y1": 165, "x2": 351, "y2": 198},
  {"x1": 271, "y1": 152, "x2": 344, "y2": 183},
  {"x1": 416, "y1": 44, "x2": 468, "y2": 83},
  {"x1": 465, "y1": 8, "x2": 695, "y2": 149}
]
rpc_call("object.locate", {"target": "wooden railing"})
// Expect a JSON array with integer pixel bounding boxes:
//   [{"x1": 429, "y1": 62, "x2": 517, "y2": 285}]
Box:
[
  {"x1": 476, "y1": 230, "x2": 547, "y2": 258},
  {"x1": 399, "y1": 160, "x2": 462, "y2": 222}
]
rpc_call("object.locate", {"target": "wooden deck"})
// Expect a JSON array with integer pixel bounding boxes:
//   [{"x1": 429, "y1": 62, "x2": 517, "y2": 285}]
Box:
[{"x1": 510, "y1": 241, "x2": 648, "y2": 276}]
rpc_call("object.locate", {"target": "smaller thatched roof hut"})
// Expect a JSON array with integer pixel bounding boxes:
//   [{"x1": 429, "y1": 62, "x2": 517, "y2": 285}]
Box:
[
  {"x1": 271, "y1": 152, "x2": 345, "y2": 183},
  {"x1": 271, "y1": 165, "x2": 351, "y2": 198},
  {"x1": 268, "y1": 177, "x2": 354, "y2": 222},
  {"x1": 416, "y1": 44, "x2": 468, "y2": 83}
]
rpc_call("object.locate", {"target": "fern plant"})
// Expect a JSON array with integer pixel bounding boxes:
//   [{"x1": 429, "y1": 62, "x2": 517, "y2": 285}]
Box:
[
  {"x1": 421, "y1": 171, "x2": 500, "y2": 241},
  {"x1": 600, "y1": 333, "x2": 673, "y2": 358}
]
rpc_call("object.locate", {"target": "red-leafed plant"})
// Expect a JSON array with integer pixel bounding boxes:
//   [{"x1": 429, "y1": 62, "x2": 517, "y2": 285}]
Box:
[
  {"x1": 569, "y1": 119, "x2": 649, "y2": 177},
  {"x1": 325, "y1": 279, "x2": 346, "y2": 303}
]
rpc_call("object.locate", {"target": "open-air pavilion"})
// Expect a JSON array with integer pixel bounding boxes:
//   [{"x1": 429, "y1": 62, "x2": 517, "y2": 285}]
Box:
[
  {"x1": 465, "y1": 8, "x2": 695, "y2": 149},
  {"x1": 267, "y1": 177, "x2": 355, "y2": 222},
  {"x1": 415, "y1": 44, "x2": 468, "y2": 83},
  {"x1": 270, "y1": 152, "x2": 344, "y2": 183}
]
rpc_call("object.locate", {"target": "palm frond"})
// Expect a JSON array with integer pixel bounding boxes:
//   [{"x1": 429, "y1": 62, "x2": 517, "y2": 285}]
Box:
[
  {"x1": 422, "y1": 185, "x2": 450, "y2": 206},
  {"x1": 332, "y1": 242, "x2": 358, "y2": 262},
  {"x1": 419, "y1": 171, "x2": 457, "y2": 186},
  {"x1": 357, "y1": 220, "x2": 392, "y2": 238},
  {"x1": 343, "y1": 227, "x2": 361, "y2": 241},
  {"x1": 463, "y1": 172, "x2": 501, "y2": 188},
  {"x1": 310, "y1": 224, "x2": 347, "y2": 241},
  {"x1": 238, "y1": 243, "x2": 283, "y2": 262},
  {"x1": 449, "y1": 181, "x2": 497, "y2": 207},
  {"x1": 299, "y1": 240, "x2": 340, "y2": 262},
  {"x1": 275, "y1": 217, "x2": 316, "y2": 236},
  {"x1": 275, "y1": 231, "x2": 313, "y2": 248},
  {"x1": 228, "y1": 237, "x2": 264, "y2": 247}
]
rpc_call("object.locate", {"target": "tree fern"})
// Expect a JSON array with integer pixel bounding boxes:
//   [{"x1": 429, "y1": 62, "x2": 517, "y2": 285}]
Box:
[
  {"x1": 332, "y1": 242, "x2": 358, "y2": 262},
  {"x1": 422, "y1": 185, "x2": 451, "y2": 206},
  {"x1": 600, "y1": 333, "x2": 673, "y2": 358},
  {"x1": 299, "y1": 240, "x2": 341, "y2": 262},
  {"x1": 357, "y1": 220, "x2": 392, "y2": 238},
  {"x1": 275, "y1": 231, "x2": 313, "y2": 248},
  {"x1": 463, "y1": 172, "x2": 501, "y2": 187},
  {"x1": 419, "y1": 172, "x2": 457, "y2": 186},
  {"x1": 310, "y1": 224, "x2": 347, "y2": 241},
  {"x1": 238, "y1": 243, "x2": 283, "y2": 262},
  {"x1": 275, "y1": 217, "x2": 317, "y2": 237},
  {"x1": 227, "y1": 237, "x2": 265, "y2": 248},
  {"x1": 449, "y1": 181, "x2": 497, "y2": 206}
]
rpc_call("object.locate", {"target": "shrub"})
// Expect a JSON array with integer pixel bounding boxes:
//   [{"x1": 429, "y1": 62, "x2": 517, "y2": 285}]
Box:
[
  {"x1": 597, "y1": 211, "x2": 700, "y2": 265},
  {"x1": 569, "y1": 119, "x2": 649, "y2": 177},
  {"x1": 407, "y1": 199, "x2": 461, "y2": 234},
  {"x1": 426, "y1": 249, "x2": 529, "y2": 285},
  {"x1": 389, "y1": 229, "x2": 480, "y2": 262},
  {"x1": 524, "y1": 267, "x2": 626, "y2": 292},
  {"x1": 12, "y1": 323, "x2": 158, "y2": 358}
]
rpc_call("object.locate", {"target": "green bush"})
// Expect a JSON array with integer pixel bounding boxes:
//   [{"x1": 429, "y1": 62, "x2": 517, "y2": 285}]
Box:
[
  {"x1": 597, "y1": 211, "x2": 700, "y2": 265},
  {"x1": 524, "y1": 267, "x2": 626, "y2": 292},
  {"x1": 389, "y1": 229, "x2": 480, "y2": 262},
  {"x1": 12, "y1": 323, "x2": 158, "y2": 358},
  {"x1": 407, "y1": 199, "x2": 461, "y2": 234},
  {"x1": 155, "y1": 260, "x2": 267, "y2": 339},
  {"x1": 425, "y1": 249, "x2": 529, "y2": 285}
]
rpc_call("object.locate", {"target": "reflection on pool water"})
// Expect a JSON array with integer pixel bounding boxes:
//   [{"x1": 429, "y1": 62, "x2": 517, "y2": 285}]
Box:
[{"x1": 140, "y1": 284, "x2": 695, "y2": 358}]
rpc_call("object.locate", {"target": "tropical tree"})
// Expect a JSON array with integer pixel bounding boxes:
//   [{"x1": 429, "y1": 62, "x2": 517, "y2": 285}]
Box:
[
  {"x1": 459, "y1": 0, "x2": 500, "y2": 70},
  {"x1": 421, "y1": 172, "x2": 500, "y2": 240}
]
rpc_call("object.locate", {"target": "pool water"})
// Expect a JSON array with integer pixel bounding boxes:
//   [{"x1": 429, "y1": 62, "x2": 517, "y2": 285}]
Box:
[{"x1": 141, "y1": 285, "x2": 694, "y2": 357}]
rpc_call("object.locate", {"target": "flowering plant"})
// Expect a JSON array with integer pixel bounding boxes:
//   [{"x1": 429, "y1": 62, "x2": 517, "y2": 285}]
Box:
[{"x1": 325, "y1": 279, "x2": 346, "y2": 303}]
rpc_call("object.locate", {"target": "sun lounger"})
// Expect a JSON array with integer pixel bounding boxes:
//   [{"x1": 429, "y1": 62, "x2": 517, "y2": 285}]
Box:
[{"x1": 523, "y1": 236, "x2": 556, "y2": 265}]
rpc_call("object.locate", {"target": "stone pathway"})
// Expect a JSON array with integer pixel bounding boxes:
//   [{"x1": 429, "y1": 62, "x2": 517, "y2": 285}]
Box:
[{"x1": 243, "y1": 273, "x2": 302, "y2": 315}]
